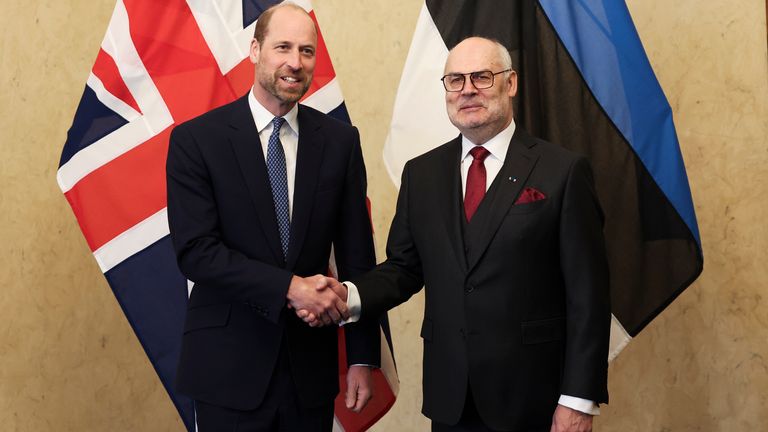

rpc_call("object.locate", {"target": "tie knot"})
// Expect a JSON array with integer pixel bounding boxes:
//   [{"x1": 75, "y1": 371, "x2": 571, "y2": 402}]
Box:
[
  {"x1": 272, "y1": 117, "x2": 285, "y2": 132},
  {"x1": 470, "y1": 146, "x2": 490, "y2": 161}
]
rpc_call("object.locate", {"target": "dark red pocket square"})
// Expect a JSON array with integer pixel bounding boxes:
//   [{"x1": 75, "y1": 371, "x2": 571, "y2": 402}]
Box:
[{"x1": 514, "y1": 187, "x2": 546, "y2": 205}]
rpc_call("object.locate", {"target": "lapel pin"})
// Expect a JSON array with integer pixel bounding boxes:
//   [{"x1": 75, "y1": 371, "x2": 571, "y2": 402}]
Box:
[{"x1": 509, "y1": 176, "x2": 517, "y2": 182}]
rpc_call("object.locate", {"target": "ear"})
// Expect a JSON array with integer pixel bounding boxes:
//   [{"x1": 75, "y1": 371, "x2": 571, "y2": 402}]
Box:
[
  {"x1": 249, "y1": 39, "x2": 260, "y2": 65},
  {"x1": 507, "y1": 70, "x2": 518, "y2": 98}
]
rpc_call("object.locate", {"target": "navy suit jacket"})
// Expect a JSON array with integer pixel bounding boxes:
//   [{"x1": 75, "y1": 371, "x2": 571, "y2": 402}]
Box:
[
  {"x1": 352, "y1": 128, "x2": 610, "y2": 430},
  {"x1": 166, "y1": 94, "x2": 379, "y2": 410}
]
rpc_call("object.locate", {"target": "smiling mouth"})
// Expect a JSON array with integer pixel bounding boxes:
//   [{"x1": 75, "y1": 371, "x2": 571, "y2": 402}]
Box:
[{"x1": 281, "y1": 76, "x2": 301, "y2": 84}]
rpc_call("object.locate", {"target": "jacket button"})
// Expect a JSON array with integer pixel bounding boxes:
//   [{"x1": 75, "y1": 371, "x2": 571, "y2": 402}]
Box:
[{"x1": 464, "y1": 285, "x2": 474, "y2": 293}]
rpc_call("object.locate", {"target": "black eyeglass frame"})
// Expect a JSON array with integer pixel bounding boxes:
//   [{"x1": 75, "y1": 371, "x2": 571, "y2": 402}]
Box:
[{"x1": 440, "y1": 68, "x2": 513, "y2": 92}]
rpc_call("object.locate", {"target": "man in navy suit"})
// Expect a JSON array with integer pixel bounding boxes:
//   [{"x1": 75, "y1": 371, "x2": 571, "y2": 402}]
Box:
[
  {"x1": 166, "y1": 4, "x2": 379, "y2": 431},
  {"x1": 302, "y1": 36, "x2": 611, "y2": 432}
]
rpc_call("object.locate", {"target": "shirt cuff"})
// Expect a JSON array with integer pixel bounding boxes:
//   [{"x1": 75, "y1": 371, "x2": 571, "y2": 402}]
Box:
[
  {"x1": 340, "y1": 281, "x2": 362, "y2": 325},
  {"x1": 558, "y1": 395, "x2": 600, "y2": 416}
]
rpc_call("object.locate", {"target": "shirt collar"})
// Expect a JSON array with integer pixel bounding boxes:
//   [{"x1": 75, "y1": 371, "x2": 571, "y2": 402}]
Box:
[
  {"x1": 460, "y1": 118, "x2": 516, "y2": 162},
  {"x1": 248, "y1": 88, "x2": 300, "y2": 135}
]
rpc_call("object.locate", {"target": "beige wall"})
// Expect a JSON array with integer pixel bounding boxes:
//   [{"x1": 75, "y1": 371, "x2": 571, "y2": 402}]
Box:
[{"x1": 1, "y1": 0, "x2": 765, "y2": 430}]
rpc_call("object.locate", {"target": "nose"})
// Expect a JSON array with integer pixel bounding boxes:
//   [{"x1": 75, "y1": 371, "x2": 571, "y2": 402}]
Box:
[
  {"x1": 460, "y1": 78, "x2": 478, "y2": 96},
  {"x1": 285, "y1": 48, "x2": 302, "y2": 71}
]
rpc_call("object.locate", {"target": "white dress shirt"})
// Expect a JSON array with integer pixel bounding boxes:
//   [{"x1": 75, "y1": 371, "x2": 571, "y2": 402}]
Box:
[
  {"x1": 460, "y1": 119, "x2": 516, "y2": 195},
  {"x1": 344, "y1": 118, "x2": 599, "y2": 416}
]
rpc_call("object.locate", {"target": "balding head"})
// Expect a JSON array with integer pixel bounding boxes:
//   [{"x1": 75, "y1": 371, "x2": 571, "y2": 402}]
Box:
[{"x1": 253, "y1": 2, "x2": 317, "y2": 45}]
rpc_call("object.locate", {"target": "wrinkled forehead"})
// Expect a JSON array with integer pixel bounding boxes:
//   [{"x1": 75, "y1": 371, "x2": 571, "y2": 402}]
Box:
[{"x1": 444, "y1": 40, "x2": 503, "y2": 74}]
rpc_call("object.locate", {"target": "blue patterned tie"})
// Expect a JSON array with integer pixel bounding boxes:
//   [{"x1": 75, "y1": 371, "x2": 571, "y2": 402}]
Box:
[{"x1": 266, "y1": 117, "x2": 290, "y2": 260}]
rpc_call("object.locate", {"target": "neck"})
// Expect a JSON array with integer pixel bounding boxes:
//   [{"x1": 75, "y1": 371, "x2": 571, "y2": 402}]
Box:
[{"x1": 251, "y1": 87, "x2": 296, "y2": 117}]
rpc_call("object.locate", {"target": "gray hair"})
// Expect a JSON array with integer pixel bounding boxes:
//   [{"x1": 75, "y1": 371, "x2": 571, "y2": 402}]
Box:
[{"x1": 450, "y1": 36, "x2": 513, "y2": 70}]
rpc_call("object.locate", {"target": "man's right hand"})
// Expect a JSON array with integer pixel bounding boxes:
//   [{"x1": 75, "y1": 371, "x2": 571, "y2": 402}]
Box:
[{"x1": 286, "y1": 275, "x2": 349, "y2": 326}]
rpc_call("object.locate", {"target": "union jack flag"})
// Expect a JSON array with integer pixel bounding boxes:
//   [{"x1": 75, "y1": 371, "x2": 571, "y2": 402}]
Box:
[{"x1": 57, "y1": 1, "x2": 398, "y2": 430}]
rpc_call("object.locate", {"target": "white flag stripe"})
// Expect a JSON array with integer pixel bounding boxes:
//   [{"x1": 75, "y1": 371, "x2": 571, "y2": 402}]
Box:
[
  {"x1": 187, "y1": 0, "x2": 251, "y2": 75},
  {"x1": 103, "y1": 0, "x2": 172, "y2": 131},
  {"x1": 378, "y1": 327, "x2": 400, "y2": 396},
  {"x1": 332, "y1": 416, "x2": 346, "y2": 432},
  {"x1": 382, "y1": 3, "x2": 454, "y2": 187},
  {"x1": 57, "y1": 116, "x2": 167, "y2": 192},
  {"x1": 291, "y1": 0, "x2": 314, "y2": 13},
  {"x1": 93, "y1": 207, "x2": 170, "y2": 272},
  {"x1": 608, "y1": 314, "x2": 631, "y2": 361},
  {"x1": 302, "y1": 77, "x2": 344, "y2": 114},
  {"x1": 86, "y1": 73, "x2": 141, "y2": 122}
]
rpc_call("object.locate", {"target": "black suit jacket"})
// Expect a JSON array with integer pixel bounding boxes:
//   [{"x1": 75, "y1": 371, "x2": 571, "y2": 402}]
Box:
[
  {"x1": 166, "y1": 94, "x2": 379, "y2": 410},
  {"x1": 353, "y1": 129, "x2": 610, "y2": 430}
]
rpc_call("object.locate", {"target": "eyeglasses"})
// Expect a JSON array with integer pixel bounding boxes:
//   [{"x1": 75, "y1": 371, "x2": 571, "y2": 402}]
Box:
[{"x1": 440, "y1": 69, "x2": 513, "y2": 92}]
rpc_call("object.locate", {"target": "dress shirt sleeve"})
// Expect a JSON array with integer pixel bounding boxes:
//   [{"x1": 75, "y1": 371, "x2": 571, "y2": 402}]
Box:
[
  {"x1": 341, "y1": 281, "x2": 362, "y2": 324},
  {"x1": 558, "y1": 395, "x2": 600, "y2": 415}
]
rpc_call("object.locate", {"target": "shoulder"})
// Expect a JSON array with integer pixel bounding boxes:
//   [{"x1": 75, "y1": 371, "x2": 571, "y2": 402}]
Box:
[
  {"x1": 177, "y1": 97, "x2": 243, "y2": 131},
  {"x1": 405, "y1": 135, "x2": 461, "y2": 171},
  {"x1": 518, "y1": 128, "x2": 587, "y2": 167},
  {"x1": 299, "y1": 104, "x2": 357, "y2": 136},
  {"x1": 298, "y1": 105, "x2": 361, "y2": 157}
]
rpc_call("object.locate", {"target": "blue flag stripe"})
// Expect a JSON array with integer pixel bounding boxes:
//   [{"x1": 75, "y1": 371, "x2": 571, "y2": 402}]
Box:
[
  {"x1": 539, "y1": 0, "x2": 701, "y2": 246},
  {"x1": 104, "y1": 236, "x2": 195, "y2": 431},
  {"x1": 60, "y1": 85, "x2": 128, "y2": 168},
  {"x1": 325, "y1": 101, "x2": 352, "y2": 124},
  {"x1": 242, "y1": 0, "x2": 281, "y2": 28}
]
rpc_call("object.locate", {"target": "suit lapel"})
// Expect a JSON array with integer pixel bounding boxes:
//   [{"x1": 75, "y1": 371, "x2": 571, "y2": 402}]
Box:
[
  {"x1": 286, "y1": 106, "x2": 323, "y2": 269},
  {"x1": 227, "y1": 95, "x2": 285, "y2": 265},
  {"x1": 439, "y1": 137, "x2": 469, "y2": 273},
  {"x1": 465, "y1": 129, "x2": 539, "y2": 272}
]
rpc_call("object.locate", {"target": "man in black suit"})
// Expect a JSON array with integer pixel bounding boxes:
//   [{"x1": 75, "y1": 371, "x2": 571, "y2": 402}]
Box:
[
  {"x1": 166, "y1": 4, "x2": 379, "y2": 431},
  {"x1": 302, "y1": 36, "x2": 610, "y2": 432}
]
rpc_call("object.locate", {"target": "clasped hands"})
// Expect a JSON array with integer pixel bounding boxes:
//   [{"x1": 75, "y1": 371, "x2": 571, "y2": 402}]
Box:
[{"x1": 286, "y1": 275, "x2": 347, "y2": 327}]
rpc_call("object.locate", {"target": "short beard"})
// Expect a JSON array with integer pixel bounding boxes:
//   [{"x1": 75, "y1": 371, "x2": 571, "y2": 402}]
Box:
[{"x1": 257, "y1": 68, "x2": 312, "y2": 104}]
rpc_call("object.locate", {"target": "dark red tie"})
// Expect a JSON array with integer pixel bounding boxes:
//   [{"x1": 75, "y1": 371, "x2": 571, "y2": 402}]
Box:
[{"x1": 464, "y1": 146, "x2": 490, "y2": 221}]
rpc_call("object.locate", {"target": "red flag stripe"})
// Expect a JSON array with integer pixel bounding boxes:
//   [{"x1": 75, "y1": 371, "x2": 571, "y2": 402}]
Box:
[
  {"x1": 64, "y1": 128, "x2": 171, "y2": 251},
  {"x1": 124, "y1": 0, "x2": 238, "y2": 124},
  {"x1": 93, "y1": 48, "x2": 142, "y2": 114}
]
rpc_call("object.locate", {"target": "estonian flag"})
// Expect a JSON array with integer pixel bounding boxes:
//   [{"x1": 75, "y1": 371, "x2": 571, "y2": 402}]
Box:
[{"x1": 384, "y1": 0, "x2": 703, "y2": 360}]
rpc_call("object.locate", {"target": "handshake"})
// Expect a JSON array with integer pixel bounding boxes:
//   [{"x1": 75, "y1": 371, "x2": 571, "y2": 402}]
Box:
[{"x1": 286, "y1": 275, "x2": 349, "y2": 327}]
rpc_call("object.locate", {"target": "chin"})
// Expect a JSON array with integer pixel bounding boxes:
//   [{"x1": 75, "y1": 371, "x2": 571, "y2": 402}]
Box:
[
  {"x1": 277, "y1": 89, "x2": 303, "y2": 102},
  {"x1": 456, "y1": 118, "x2": 487, "y2": 130}
]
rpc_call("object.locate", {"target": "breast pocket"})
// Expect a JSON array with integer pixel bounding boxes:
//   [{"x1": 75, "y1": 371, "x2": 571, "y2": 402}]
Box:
[
  {"x1": 521, "y1": 316, "x2": 565, "y2": 345},
  {"x1": 507, "y1": 199, "x2": 547, "y2": 215}
]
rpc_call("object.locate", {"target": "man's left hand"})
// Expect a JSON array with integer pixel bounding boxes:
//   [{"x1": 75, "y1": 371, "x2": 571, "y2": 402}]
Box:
[
  {"x1": 550, "y1": 404, "x2": 593, "y2": 432},
  {"x1": 345, "y1": 365, "x2": 373, "y2": 413}
]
